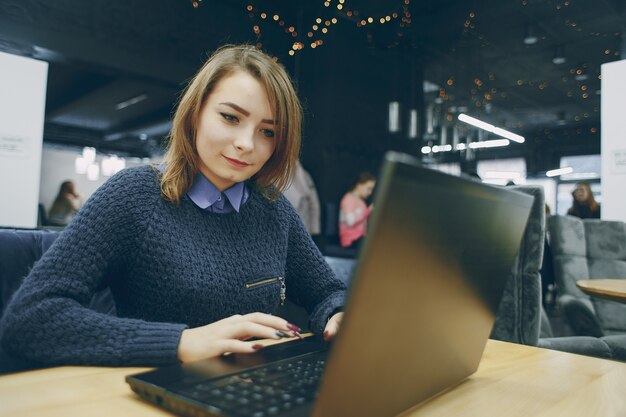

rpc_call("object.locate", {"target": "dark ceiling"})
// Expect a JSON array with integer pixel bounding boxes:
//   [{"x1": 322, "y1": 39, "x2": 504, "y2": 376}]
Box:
[{"x1": 0, "y1": 0, "x2": 624, "y2": 158}]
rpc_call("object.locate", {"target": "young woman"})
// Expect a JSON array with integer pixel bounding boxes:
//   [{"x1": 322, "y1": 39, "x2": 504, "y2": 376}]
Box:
[
  {"x1": 339, "y1": 172, "x2": 376, "y2": 248},
  {"x1": 567, "y1": 182, "x2": 601, "y2": 219},
  {"x1": 47, "y1": 180, "x2": 83, "y2": 226},
  {"x1": 1, "y1": 45, "x2": 346, "y2": 366}
]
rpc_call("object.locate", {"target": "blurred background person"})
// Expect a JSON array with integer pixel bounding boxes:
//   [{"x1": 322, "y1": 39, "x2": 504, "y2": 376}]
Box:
[
  {"x1": 567, "y1": 182, "x2": 600, "y2": 219},
  {"x1": 48, "y1": 180, "x2": 83, "y2": 226},
  {"x1": 283, "y1": 160, "x2": 321, "y2": 237},
  {"x1": 339, "y1": 172, "x2": 376, "y2": 249}
]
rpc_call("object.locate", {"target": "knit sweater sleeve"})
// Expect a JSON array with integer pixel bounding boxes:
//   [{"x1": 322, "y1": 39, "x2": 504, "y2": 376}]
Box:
[
  {"x1": 281, "y1": 198, "x2": 347, "y2": 334},
  {"x1": 0, "y1": 167, "x2": 187, "y2": 367}
]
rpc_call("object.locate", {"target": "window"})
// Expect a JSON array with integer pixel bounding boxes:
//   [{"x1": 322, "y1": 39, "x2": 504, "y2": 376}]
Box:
[
  {"x1": 559, "y1": 155, "x2": 601, "y2": 181},
  {"x1": 556, "y1": 155, "x2": 601, "y2": 215}
]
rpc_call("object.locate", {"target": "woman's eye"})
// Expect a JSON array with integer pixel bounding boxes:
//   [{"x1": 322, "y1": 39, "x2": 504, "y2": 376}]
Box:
[
  {"x1": 220, "y1": 113, "x2": 238, "y2": 123},
  {"x1": 261, "y1": 129, "x2": 275, "y2": 138}
]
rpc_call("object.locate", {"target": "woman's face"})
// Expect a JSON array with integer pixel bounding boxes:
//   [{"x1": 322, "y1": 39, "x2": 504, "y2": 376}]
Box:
[
  {"x1": 195, "y1": 71, "x2": 277, "y2": 191},
  {"x1": 355, "y1": 180, "x2": 376, "y2": 200},
  {"x1": 573, "y1": 185, "x2": 589, "y2": 202}
]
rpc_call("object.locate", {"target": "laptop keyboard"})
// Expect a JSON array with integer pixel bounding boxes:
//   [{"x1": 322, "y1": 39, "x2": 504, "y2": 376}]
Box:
[{"x1": 175, "y1": 350, "x2": 327, "y2": 417}]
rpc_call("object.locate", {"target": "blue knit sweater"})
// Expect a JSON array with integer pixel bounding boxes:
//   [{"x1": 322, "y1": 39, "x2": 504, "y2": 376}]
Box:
[{"x1": 0, "y1": 166, "x2": 346, "y2": 366}]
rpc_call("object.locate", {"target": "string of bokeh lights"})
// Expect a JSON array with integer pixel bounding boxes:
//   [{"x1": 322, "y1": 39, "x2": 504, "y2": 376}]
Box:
[
  {"x1": 191, "y1": 0, "x2": 412, "y2": 56},
  {"x1": 434, "y1": 1, "x2": 616, "y2": 134}
]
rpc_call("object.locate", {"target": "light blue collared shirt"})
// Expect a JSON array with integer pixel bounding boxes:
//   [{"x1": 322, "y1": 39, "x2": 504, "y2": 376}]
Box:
[{"x1": 186, "y1": 172, "x2": 249, "y2": 213}]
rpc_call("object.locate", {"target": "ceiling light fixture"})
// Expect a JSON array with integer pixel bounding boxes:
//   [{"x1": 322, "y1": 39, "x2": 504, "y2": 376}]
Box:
[
  {"x1": 101, "y1": 155, "x2": 126, "y2": 177},
  {"x1": 552, "y1": 44, "x2": 566, "y2": 64},
  {"x1": 421, "y1": 138, "x2": 510, "y2": 154},
  {"x1": 458, "y1": 114, "x2": 525, "y2": 143},
  {"x1": 546, "y1": 166, "x2": 574, "y2": 177},
  {"x1": 469, "y1": 139, "x2": 510, "y2": 149},
  {"x1": 388, "y1": 102, "x2": 400, "y2": 133},
  {"x1": 523, "y1": 25, "x2": 539, "y2": 45},
  {"x1": 424, "y1": 144, "x2": 451, "y2": 154},
  {"x1": 115, "y1": 93, "x2": 148, "y2": 111},
  {"x1": 408, "y1": 109, "x2": 419, "y2": 139}
]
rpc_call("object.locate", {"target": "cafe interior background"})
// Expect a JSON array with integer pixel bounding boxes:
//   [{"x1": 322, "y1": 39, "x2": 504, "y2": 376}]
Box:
[{"x1": 0, "y1": 0, "x2": 625, "y2": 231}]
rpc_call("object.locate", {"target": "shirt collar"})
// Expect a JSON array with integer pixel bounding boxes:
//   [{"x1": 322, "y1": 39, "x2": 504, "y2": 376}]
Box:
[
  {"x1": 186, "y1": 172, "x2": 246, "y2": 212},
  {"x1": 222, "y1": 181, "x2": 246, "y2": 212}
]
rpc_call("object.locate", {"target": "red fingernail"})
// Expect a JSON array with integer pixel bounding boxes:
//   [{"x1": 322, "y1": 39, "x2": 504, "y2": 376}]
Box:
[
  {"x1": 323, "y1": 331, "x2": 329, "y2": 339},
  {"x1": 287, "y1": 323, "x2": 301, "y2": 332},
  {"x1": 292, "y1": 331, "x2": 304, "y2": 339},
  {"x1": 252, "y1": 344, "x2": 264, "y2": 350}
]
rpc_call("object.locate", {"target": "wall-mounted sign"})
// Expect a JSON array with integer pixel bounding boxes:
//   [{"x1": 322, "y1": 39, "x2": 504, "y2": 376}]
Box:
[
  {"x1": 611, "y1": 148, "x2": 626, "y2": 174},
  {"x1": 0, "y1": 134, "x2": 29, "y2": 157}
]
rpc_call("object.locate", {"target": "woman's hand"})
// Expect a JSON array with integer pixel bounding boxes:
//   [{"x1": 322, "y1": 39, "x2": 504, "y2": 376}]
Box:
[
  {"x1": 69, "y1": 193, "x2": 84, "y2": 211},
  {"x1": 323, "y1": 312, "x2": 344, "y2": 341},
  {"x1": 177, "y1": 312, "x2": 301, "y2": 363}
]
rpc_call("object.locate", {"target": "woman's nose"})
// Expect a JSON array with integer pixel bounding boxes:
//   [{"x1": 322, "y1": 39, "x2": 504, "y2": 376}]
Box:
[{"x1": 233, "y1": 130, "x2": 254, "y2": 151}]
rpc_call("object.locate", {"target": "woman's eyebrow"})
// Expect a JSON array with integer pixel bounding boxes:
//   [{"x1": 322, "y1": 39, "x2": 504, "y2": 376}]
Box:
[{"x1": 219, "y1": 102, "x2": 276, "y2": 124}]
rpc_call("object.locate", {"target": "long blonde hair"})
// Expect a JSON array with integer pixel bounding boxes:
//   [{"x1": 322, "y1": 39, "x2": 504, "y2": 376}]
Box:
[{"x1": 160, "y1": 44, "x2": 302, "y2": 203}]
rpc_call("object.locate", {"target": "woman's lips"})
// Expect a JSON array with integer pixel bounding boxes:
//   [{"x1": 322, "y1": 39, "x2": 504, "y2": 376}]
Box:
[{"x1": 223, "y1": 155, "x2": 250, "y2": 168}]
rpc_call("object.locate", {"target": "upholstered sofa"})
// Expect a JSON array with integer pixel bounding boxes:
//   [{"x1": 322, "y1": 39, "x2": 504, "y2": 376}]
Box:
[
  {"x1": 490, "y1": 188, "x2": 626, "y2": 361},
  {"x1": 0, "y1": 229, "x2": 115, "y2": 374},
  {"x1": 547, "y1": 215, "x2": 626, "y2": 337},
  {"x1": 322, "y1": 202, "x2": 358, "y2": 259}
]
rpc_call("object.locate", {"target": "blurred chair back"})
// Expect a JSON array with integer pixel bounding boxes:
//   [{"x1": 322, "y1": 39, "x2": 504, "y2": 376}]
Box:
[
  {"x1": 491, "y1": 185, "x2": 544, "y2": 346},
  {"x1": 322, "y1": 203, "x2": 357, "y2": 258},
  {"x1": 324, "y1": 256, "x2": 356, "y2": 286},
  {"x1": 0, "y1": 230, "x2": 60, "y2": 317},
  {"x1": 548, "y1": 215, "x2": 626, "y2": 336}
]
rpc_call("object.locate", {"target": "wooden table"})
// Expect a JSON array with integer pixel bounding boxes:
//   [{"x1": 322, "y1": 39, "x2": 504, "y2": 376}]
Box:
[
  {"x1": 576, "y1": 279, "x2": 626, "y2": 303},
  {"x1": 1, "y1": 340, "x2": 626, "y2": 417}
]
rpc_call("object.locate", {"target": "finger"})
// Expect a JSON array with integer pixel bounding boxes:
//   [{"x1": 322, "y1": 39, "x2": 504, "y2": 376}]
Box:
[
  {"x1": 227, "y1": 321, "x2": 287, "y2": 341},
  {"x1": 242, "y1": 312, "x2": 302, "y2": 333},
  {"x1": 222, "y1": 313, "x2": 302, "y2": 338},
  {"x1": 220, "y1": 339, "x2": 267, "y2": 355},
  {"x1": 323, "y1": 315, "x2": 343, "y2": 341},
  {"x1": 323, "y1": 321, "x2": 337, "y2": 341}
]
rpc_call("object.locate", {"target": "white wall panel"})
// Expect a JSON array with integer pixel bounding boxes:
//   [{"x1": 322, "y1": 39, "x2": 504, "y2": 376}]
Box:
[
  {"x1": 0, "y1": 51, "x2": 48, "y2": 228},
  {"x1": 601, "y1": 59, "x2": 626, "y2": 222}
]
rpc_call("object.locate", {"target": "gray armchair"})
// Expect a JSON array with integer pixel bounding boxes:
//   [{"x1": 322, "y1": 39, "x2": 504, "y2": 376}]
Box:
[
  {"x1": 491, "y1": 186, "x2": 626, "y2": 361},
  {"x1": 491, "y1": 185, "x2": 544, "y2": 346},
  {"x1": 548, "y1": 215, "x2": 626, "y2": 336}
]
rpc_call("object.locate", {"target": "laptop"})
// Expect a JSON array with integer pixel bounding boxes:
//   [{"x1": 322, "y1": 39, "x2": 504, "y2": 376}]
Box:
[{"x1": 126, "y1": 151, "x2": 533, "y2": 417}]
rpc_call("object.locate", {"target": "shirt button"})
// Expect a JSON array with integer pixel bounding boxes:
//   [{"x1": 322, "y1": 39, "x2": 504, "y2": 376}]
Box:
[{"x1": 217, "y1": 196, "x2": 222, "y2": 201}]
